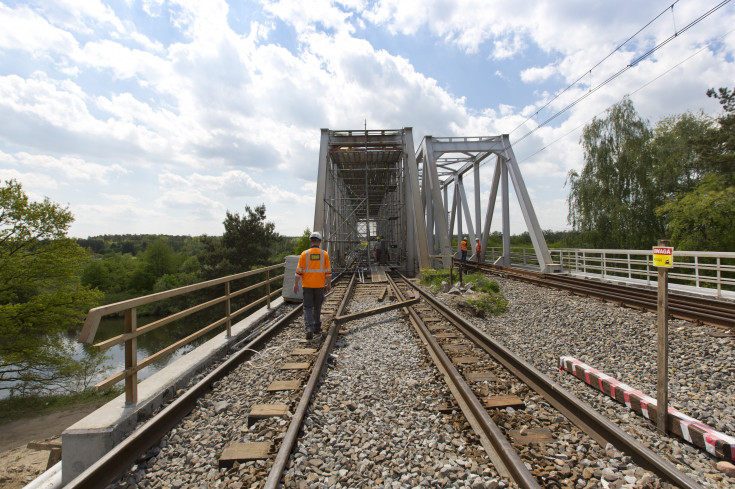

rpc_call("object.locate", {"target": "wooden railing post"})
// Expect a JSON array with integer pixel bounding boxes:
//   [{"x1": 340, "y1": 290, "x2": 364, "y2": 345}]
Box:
[
  {"x1": 266, "y1": 269, "x2": 271, "y2": 309},
  {"x1": 225, "y1": 281, "x2": 232, "y2": 337},
  {"x1": 80, "y1": 262, "x2": 285, "y2": 394},
  {"x1": 124, "y1": 308, "x2": 137, "y2": 404}
]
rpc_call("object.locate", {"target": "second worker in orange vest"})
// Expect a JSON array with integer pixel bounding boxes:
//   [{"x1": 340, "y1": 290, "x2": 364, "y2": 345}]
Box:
[
  {"x1": 293, "y1": 231, "x2": 332, "y2": 340},
  {"x1": 476, "y1": 238, "x2": 481, "y2": 263},
  {"x1": 460, "y1": 237, "x2": 468, "y2": 263}
]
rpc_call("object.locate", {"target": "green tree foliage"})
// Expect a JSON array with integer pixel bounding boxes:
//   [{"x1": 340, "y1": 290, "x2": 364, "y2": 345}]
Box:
[
  {"x1": 293, "y1": 227, "x2": 312, "y2": 255},
  {"x1": 655, "y1": 87, "x2": 735, "y2": 250},
  {"x1": 649, "y1": 111, "x2": 713, "y2": 195},
  {"x1": 702, "y1": 87, "x2": 735, "y2": 180},
  {"x1": 657, "y1": 175, "x2": 735, "y2": 251},
  {"x1": 126, "y1": 237, "x2": 183, "y2": 292},
  {"x1": 567, "y1": 97, "x2": 663, "y2": 249},
  {"x1": 201, "y1": 204, "x2": 281, "y2": 278},
  {"x1": 568, "y1": 89, "x2": 735, "y2": 251},
  {"x1": 0, "y1": 180, "x2": 104, "y2": 394}
]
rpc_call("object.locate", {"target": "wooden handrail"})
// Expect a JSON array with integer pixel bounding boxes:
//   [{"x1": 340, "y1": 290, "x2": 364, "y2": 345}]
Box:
[
  {"x1": 78, "y1": 263, "x2": 284, "y2": 343},
  {"x1": 80, "y1": 263, "x2": 286, "y2": 403}
]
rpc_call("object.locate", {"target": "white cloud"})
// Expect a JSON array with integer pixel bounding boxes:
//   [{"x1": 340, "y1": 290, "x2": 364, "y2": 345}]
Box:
[
  {"x1": 0, "y1": 168, "x2": 60, "y2": 191},
  {"x1": 521, "y1": 64, "x2": 558, "y2": 83},
  {"x1": 39, "y1": 0, "x2": 126, "y2": 35},
  {"x1": 0, "y1": 3, "x2": 79, "y2": 56},
  {"x1": 11, "y1": 152, "x2": 127, "y2": 184},
  {"x1": 262, "y1": 0, "x2": 357, "y2": 35},
  {"x1": 2, "y1": 0, "x2": 735, "y2": 238}
]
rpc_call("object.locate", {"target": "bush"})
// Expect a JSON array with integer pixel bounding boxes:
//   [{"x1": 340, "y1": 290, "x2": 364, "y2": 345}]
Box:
[
  {"x1": 473, "y1": 276, "x2": 500, "y2": 294},
  {"x1": 419, "y1": 268, "x2": 451, "y2": 288},
  {"x1": 465, "y1": 294, "x2": 508, "y2": 317}
]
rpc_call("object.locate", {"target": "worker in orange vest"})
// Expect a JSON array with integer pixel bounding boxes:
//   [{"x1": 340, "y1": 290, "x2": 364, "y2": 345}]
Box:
[
  {"x1": 475, "y1": 238, "x2": 481, "y2": 263},
  {"x1": 293, "y1": 231, "x2": 332, "y2": 340},
  {"x1": 460, "y1": 236, "x2": 468, "y2": 263}
]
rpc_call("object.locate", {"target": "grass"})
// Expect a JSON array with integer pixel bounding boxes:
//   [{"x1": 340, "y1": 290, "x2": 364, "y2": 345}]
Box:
[
  {"x1": 0, "y1": 387, "x2": 123, "y2": 424},
  {"x1": 419, "y1": 268, "x2": 507, "y2": 317},
  {"x1": 465, "y1": 294, "x2": 508, "y2": 317}
]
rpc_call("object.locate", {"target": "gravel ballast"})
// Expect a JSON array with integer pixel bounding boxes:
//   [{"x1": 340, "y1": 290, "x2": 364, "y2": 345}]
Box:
[
  {"x1": 457, "y1": 276, "x2": 735, "y2": 488},
  {"x1": 107, "y1": 277, "x2": 735, "y2": 489}
]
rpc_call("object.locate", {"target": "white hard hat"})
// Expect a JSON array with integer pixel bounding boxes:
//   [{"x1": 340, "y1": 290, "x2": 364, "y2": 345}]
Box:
[{"x1": 309, "y1": 231, "x2": 322, "y2": 241}]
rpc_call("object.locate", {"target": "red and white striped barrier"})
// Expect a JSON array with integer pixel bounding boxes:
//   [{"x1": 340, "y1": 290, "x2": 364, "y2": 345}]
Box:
[{"x1": 559, "y1": 356, "x2": 735, "y2": 462}]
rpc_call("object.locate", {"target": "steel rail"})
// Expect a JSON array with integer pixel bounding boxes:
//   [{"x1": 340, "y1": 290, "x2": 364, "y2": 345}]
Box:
[
  {"x1": 387, "y1": 275, "x2": 542, "y2": 488},
  {"x1": 399, "y1": 272, "x2": 703, "y2": 489},
  {"x1": 64, "y1": 304, "x2": 305, "y2": 489},
  {"x1": 466, "y1": 262, "x2": 735, "y2": 330},
  {"x1": 263, "y1": 274, "x2": 357, "y2": 489},
  {"x1": 548, "y1": 273, "x2": 735, "y2": 321}
]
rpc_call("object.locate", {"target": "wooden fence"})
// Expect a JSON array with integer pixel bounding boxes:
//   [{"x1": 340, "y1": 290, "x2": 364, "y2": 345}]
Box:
[{"x1": 78, "y1": 263, "x2": 285, "y2": 403}]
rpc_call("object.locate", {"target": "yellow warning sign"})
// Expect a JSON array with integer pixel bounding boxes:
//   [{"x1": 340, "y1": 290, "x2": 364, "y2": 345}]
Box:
[{"x1": 653, "y1": 246, "x2": 674, "y2": 268}]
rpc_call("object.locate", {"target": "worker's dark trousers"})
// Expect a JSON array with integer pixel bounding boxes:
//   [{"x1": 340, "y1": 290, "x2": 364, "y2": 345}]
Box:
[{"x1": 302, "y1": 287, "x2": 325, "y2": 333}]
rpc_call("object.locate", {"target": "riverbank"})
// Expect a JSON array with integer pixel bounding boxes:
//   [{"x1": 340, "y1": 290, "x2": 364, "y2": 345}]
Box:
[
  {"x1": 0, "y1": 390, "x2": 120, "y2": 489},
  {"x1": 0, "y1": 405, "x2": 105, "y2": 489}
]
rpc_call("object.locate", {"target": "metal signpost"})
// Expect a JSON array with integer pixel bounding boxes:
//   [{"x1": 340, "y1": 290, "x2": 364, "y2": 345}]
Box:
[{"x1": 653, "y1": 240, "x2": 673, "y2": 434}]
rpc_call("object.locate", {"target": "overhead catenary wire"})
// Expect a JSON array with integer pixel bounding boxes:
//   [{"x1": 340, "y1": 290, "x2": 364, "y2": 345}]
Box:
[
  {"x1": 508, "y1": 0, "x2": 683, "y2": 137},
  {"x1": 512, "y1": 25, "x2": 735, "y2": 166},
  {"x1": 510, "y1": 0, "x2": 732, "y2": 145}
]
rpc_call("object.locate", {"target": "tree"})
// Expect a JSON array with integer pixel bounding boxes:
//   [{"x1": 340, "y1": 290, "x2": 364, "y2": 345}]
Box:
[
  {"x1": 222, "y1": 204, "x2": 280, "y2": 267},
  {"x1": 567, "y1": 97, "x2": 664, "y2": 249},
  {"x1": 649, "y1": 111, "x2": 713, "y2": 196},
  {"x1": 0, "y1": 180, "x2": 104, "y2": 394},
  {"x1": 201, "y1": 204, "x2": 280, "y2": 278},
  {"x1": 655, "y1": 87, "x2": 735, "y2": 250},
  {"x1": 702, "y1": 87, "x2": 735, "y2": 181},
  {"x1": 142, "y1": 237, "x2": 179, "y2": 279},
  {"x1": 657, "y1": 175, "x2": 735, "y2": 251},
  {"x1": 293, "y1": 227, "x2": 312, "y2": 255}
]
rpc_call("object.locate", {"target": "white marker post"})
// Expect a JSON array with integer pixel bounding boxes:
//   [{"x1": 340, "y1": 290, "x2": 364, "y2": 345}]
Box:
[{"x1": 653, "y1": 240, "x2": 673, "y2": 434}]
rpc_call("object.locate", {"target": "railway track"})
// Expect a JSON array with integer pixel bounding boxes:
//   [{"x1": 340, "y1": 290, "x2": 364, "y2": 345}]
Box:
[
  {"x1": 64, "y1": 271, "x2": 706, "y2": 488},
  {"x1": 389, "y1": 272, "x2": 701, "y2": 489},
  {"x1": 462, "y1": 261, "x2": 735, "y2": 330}
]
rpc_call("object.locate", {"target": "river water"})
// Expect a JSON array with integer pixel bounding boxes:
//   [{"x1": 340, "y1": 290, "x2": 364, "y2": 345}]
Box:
[{"x1": 1, "y1": 313, "x2": 221, "y2": 399}]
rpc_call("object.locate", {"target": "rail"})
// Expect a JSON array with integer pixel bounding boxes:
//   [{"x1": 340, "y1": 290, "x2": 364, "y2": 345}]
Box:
[
  {"x1": 400, "y1": 271, "x2": 703, "y2": 489},
  {"x1": 485, "y1": 247, "x2": 735, "y2": 297},
  {"x1": 77, "y1": 263, "x2": 285, "y2": 403}
]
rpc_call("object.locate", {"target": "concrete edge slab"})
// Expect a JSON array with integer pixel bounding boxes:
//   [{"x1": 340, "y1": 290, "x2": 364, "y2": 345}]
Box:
[{"x1": 61, "y1": 297, "x2": 286, "y2": 484}]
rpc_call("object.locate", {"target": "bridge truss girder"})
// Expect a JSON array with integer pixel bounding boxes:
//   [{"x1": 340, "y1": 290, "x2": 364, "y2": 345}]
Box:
[
  {"x1": 313, "y1": 128, "x2": 430, "y2": 276},
  {"x1": 415, "y1": 134, "x2": 560, "y2": 273},
  {"x1": 314, "y1": 130, "x2": 558, "y2": 275}
]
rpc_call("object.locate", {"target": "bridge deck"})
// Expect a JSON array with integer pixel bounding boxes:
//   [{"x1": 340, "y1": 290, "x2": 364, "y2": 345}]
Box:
[{"x1": 370, "y1": 266, "x2": 389, "y2": 283}]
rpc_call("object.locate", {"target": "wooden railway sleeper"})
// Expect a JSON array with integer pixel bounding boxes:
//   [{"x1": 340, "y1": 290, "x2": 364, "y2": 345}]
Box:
[
  {"x1": 386, "y1": 274, "x2": 542, "y2": 489},
  {"x1": 399, "y1": 271, "x2": 703, "y2": 489}
]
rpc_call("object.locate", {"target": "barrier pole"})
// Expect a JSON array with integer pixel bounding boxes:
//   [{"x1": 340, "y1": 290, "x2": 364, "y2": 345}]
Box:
[{"x1": 655, "y1": 239, "x2": 670, "y2": 434}]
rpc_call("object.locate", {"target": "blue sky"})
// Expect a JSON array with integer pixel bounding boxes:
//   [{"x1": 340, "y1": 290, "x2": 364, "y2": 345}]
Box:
[{"x1": 1, "y1": 0, "x2": 734, "y2": 238}]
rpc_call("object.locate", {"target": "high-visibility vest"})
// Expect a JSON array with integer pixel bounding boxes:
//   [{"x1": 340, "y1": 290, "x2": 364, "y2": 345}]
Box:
[
  {"x1": 460, "y1": 240, "x2": 468, "y2": 251},
  {"x1": 296, "y1": 246, "x2": 332, "y2": 288},
  {"x1": 476, "y1": 242, "x2": 481, "y2": 253}
]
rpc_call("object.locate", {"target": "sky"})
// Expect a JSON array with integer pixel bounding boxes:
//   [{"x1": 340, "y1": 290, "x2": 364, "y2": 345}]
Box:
[{"x1": 1, "y1": 0, "x2": 734, "y2": 239}]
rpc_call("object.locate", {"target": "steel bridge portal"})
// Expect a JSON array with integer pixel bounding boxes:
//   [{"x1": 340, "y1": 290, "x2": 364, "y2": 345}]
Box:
[{"x1": 313, "y1": 128, "x2": 560, "y2": 277}]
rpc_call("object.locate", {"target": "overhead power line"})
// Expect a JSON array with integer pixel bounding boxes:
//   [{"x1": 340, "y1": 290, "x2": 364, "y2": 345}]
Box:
[
  {"x1": 509, "y1": 0, "x2": 731, "y2": 145},
  {"x1": 508, "y1": 0, "x2": 682, "y2": 137},
  {"x1": 513, "y1": 25, "x2": 735, "y2": 166}
]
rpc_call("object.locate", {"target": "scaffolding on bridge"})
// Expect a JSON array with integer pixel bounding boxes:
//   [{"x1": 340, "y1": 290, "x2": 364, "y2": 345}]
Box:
[{"x1": 313, "y1": 128, "x2": 560, "y2": 276}]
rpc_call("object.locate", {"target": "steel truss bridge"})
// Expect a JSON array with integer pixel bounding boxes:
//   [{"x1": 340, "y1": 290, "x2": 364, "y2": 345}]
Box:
[{"x1": 313, "y1": 127, "x2": 562, "y2": 275}]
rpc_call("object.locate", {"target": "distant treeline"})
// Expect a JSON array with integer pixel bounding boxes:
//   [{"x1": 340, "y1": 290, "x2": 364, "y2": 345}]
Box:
[{"x1": 76, "y1": 205, "x2": 308, "y2": 314}]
